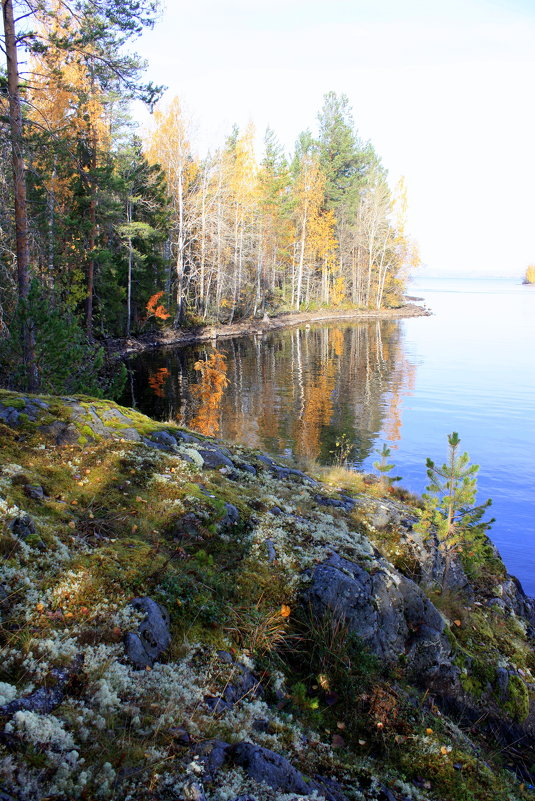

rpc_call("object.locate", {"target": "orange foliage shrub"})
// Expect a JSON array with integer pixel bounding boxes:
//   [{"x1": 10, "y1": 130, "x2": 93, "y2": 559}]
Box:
[{"x1": 146, "y1": 291, "x2": 171, "y2": 321}]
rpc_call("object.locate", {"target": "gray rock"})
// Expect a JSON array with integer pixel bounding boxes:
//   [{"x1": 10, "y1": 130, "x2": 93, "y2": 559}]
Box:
[
  {"x1": 192, "y1": 739, "x2": 230, "y2": 780},
  {"x1": 100, "y1": 407, "x2": 133, "y2": 425},
  {"x1": 205, "y1": 442, "x2": 233, "y2": 457},
  {"x1": 216, "y1": 650, "x2": 234, "y2": 664},
  {"x1": 142, "y1": 437, "x2": 171, "y2": 452},
  {"x1": 169, "y1": 725, "x2": 191, "y2": 745},
  {"x1": 85, "y1": 407, "x2": 112, "y2": 438},
  {"x1": 10, "y1": 513, "x2": 36, "y2": 540},
  {"x1": 124, "y1": 597, "x2": 171, "y2": 669},
  {"x1": 487, "y1": 598, "x2": 507, "y2": 611},
  {"x1": 222, "y1": 662, "x2": 263, "y2": 705},
  {"x1": 150, "y1": 430, "x2": 177, "y2": 448},
  {"x1": 314, "y1": 494, "x2": 355, "y2": 512},
  {"x1": 266, "y1": 539, "x2": 277, "y2": 563},
  {"x1": 175, "y1": 430, "x2": 202, "y2": 444},
  {"x1": 255, "y1": 454, "x2": 279, "y2": 471},
  {"x1": 23, "y1": 484, "x2": 45, "y2": 501},
  {"x1": 231, "y1": 742, "x2": 311, "y2": 795},
  {"x1": 236, "y1": 462, "x2": 257, "y2": 475},
  {"x1": 30, "y1": 399, "x2": 49, "y2": 410},
  {"x1": 218, "y1": 503, "x2": 240, "y2": 531},
  {"x1": 57, "y1": 423, "x2": 83, "y2": 445},
  {"x1": 117, "y1": 427, "x2": 141, "y2": 442},
  {"x1": 0, "y1": 661, "x2": 80, "y2": 716},
  {"x1": 497, "y1": 576, "x2": 535, "y2": 625},
  {"x1": 256, "y1": 454, "x2": 316, "y2": 484},
  {"x1": 303, "y1": 553, "x2": 458, "y2": 693},
  {"x1": 39, "y1": 420, "x2": 80, "y2": 446},
  {"x1": 371, "y1": 503, "x2": 400, "y2": 529},
  {"x1": 198, "y1": 448, "x2": 234, "y2": 470},
  {"x1": 0, "y1": 406, "x2": 20, "y2": 426},
  {"x1": 495, "y1": 667, "x2": 510, "y2": 699},
  {"x1": 204, "y1": 696, "x2": 233, "y2": 713}
]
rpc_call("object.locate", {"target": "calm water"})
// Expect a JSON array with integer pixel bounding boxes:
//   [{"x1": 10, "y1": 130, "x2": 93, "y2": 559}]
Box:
[{"x1": 124, "y1": 277, "x2": 535, "y2": 596}]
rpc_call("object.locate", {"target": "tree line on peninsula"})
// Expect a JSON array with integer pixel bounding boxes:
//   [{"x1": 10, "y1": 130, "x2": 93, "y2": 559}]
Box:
[{"x1": 1, "y1": 0, "x2": 419, "y2": 394}]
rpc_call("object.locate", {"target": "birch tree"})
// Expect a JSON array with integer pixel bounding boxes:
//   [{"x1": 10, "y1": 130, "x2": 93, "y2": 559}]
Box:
[{"x1": 147, "y1": 97, "x2": 197, "y2": 325}]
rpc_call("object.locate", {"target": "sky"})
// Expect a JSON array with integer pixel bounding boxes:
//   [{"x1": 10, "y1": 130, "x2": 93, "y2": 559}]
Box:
[{"x1": 133, "y1": 0, "x2": 535, "y2": 277}]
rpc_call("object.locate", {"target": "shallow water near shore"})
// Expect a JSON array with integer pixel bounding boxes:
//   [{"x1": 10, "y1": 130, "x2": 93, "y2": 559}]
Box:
[{"x1": 124, "y1": 277, "x2": 535, "y2": 596}]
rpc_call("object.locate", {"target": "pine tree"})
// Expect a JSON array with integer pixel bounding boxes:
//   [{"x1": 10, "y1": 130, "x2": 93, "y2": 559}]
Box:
[
  {"x1": 416, "y1": 432, "x2": 494, "y2": 581},
  {"x1": 373, "y1": 443, "x2": 401, "y2": 492}
]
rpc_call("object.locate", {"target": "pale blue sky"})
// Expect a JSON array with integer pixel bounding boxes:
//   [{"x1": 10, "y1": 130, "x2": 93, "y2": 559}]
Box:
[{"x1": 134, "y1": 0, "x2": 535, "y2": 277}]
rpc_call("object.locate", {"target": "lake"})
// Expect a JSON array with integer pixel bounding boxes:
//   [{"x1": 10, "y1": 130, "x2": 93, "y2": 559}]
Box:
[{"x1": 123, "y1": 277, "x2": 535, "y2": 596}]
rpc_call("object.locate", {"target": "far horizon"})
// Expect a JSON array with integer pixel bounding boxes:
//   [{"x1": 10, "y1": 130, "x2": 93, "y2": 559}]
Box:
[{"x1": 410, "y1": 271, "x2": 528, "y2": 281}]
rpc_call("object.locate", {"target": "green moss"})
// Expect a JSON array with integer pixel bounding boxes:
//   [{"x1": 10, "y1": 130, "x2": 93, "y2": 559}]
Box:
[
  {"x1": 503, "y1": 675, "x2": 530, "y2": 722},
  {"x1": 0, "y1": 389, "x2": 532, "y2": 801},
  {"x1": 79, "y1": 424, "x2": 97, "y2": 440},
  {"x1": 2, "y1": 397, "x2": 26, "y2": 409}
]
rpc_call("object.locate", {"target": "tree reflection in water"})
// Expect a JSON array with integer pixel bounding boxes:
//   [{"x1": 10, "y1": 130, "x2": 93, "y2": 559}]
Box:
[{"x1": 124, "y1": 321, "x2": 416, "y2": 467}]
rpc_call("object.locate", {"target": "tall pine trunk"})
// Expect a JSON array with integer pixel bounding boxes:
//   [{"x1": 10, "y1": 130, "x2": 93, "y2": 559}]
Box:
[
  {"x1": 2, "y1": 0, "x2": 38, "y2": 390},
  {"x1": 85, "y1": 124, "x2": 98, "y2": 338},
  {"x1": 126, "y1": 198, "x2": 133, "y2": 337}
]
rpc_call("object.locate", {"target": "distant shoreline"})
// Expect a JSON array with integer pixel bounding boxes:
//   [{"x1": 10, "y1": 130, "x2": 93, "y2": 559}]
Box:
[{"x1": 106, "y1": 301, "x2": 430, "y2": 358}]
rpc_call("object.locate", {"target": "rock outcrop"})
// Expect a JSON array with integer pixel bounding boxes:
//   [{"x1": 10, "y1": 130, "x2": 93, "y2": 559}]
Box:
[
  {"x1": 0, "y1": 390, "x2": 533, "y2": 801},
  {"x1": 303, "y1": 552, "x2": 459, "y2": 693}
]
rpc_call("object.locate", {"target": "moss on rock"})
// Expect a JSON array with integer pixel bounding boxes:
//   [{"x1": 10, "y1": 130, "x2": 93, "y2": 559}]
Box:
[{"x1": 0, "y1": 390, "x2": 532, "y2": 801}]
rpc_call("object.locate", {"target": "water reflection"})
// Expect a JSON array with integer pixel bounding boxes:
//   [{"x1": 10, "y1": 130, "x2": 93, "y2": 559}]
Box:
[{"x1": 124, "y1": 321, "x2": 416, "y2": 466}]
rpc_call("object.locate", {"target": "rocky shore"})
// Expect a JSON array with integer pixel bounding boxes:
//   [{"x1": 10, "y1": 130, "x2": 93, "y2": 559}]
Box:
[
  {"x1": 105, "y1": 302, "x2": 430, "y2": 357},
  {"x1": 0, "y1": 390, "x2": 532, "y2": 801}
]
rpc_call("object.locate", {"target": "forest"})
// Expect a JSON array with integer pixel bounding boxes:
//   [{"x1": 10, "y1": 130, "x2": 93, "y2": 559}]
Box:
[{"x1": 0, "y1": 0, "x2": 419, "y2": 396}]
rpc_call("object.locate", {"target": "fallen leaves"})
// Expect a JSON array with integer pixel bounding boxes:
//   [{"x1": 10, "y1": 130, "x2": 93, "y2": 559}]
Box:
[{"x1": 280, "y1": 604, "x2": 291, "y2": 618}]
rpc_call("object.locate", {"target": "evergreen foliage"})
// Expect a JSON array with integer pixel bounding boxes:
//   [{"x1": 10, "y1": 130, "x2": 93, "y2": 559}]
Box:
[
  {"x1": 373, "y1": 443, "x2": 401, "y2": 490},
  {"x1": 416, "y1": 432, "x2": 494, "y2": 577},
  {"x1": 1, "y1": 0, "x2": 419, "y2": 395},
  {"x1": 0, "y1": 283, "x2": 126, "y2": 397}
]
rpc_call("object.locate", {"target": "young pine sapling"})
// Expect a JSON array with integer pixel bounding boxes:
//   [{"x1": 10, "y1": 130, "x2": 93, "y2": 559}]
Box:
[
  {"x1": 373, "y1": 443, "x2": 401, "y2": 492},
  {"x1": 416, "y1": 432, "x2": 494, "y2": 582}
]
